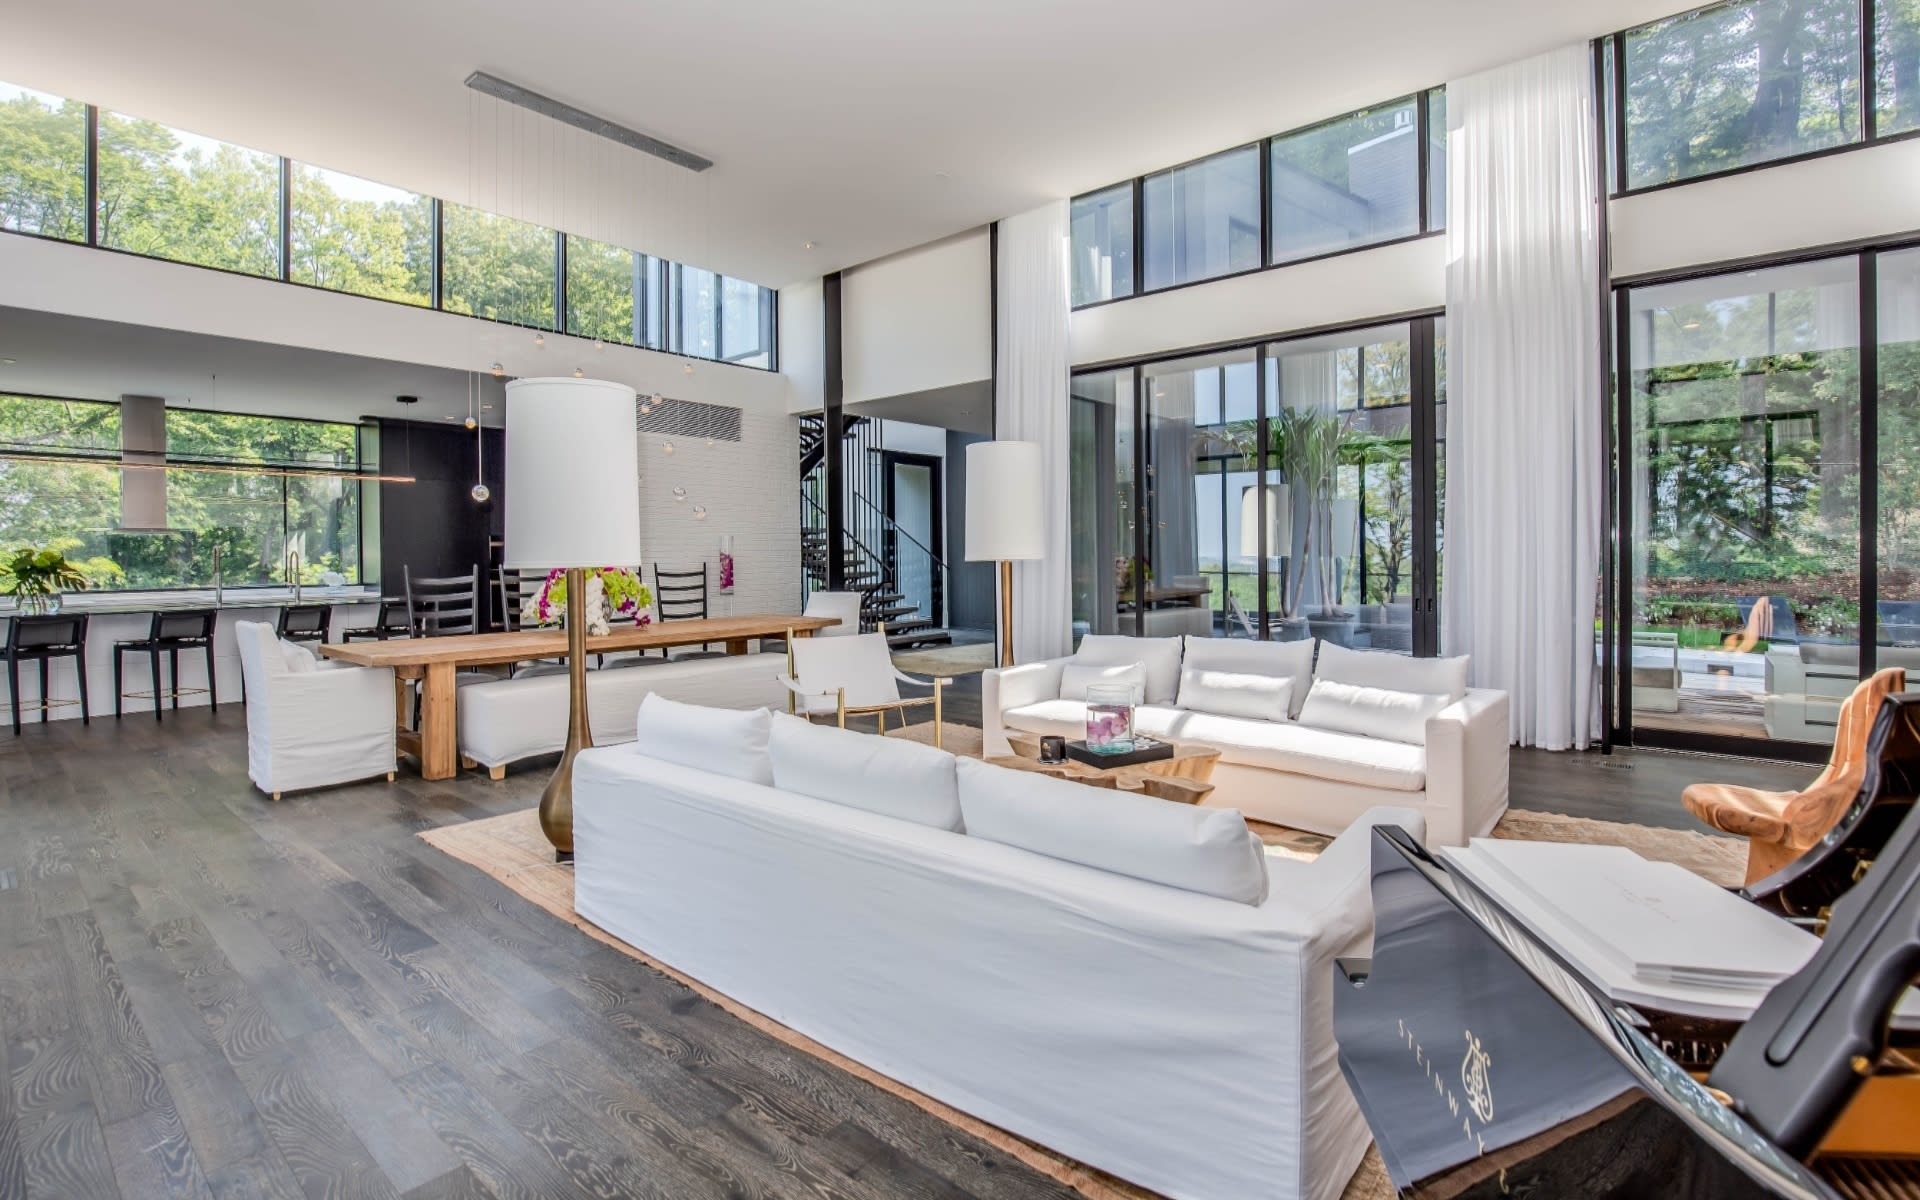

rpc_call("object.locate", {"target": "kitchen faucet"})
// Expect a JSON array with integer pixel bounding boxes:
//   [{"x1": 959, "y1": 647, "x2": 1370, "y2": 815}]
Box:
[{"x1": 287, "y1": 549, "x2": 301, "y2": 603}]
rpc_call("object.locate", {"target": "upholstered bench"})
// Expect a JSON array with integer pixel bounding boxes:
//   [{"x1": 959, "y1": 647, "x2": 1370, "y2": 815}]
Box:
[{"x1": 456, "y1": 652, "x2": 787, "y2": 776}]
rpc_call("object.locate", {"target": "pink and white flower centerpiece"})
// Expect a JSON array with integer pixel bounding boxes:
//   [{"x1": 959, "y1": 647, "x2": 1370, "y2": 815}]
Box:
[{"x1": 522, "y1": 567, "x2": 652, "y2": 636}]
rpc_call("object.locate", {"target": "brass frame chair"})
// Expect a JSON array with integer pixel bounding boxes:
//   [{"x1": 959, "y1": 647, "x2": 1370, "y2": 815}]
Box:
[{"x1": 779, "y1": 624, "x2": 950, "y2": 748}]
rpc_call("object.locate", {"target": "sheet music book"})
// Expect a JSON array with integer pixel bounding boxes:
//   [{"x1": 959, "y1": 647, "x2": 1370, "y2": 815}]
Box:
[
  {"x1": 1437, "y1": 839, "x2": 1920, "y2": 1030},
  {"x1": 1447, "y1": 840, "x2": 1813, "y2": 996}
]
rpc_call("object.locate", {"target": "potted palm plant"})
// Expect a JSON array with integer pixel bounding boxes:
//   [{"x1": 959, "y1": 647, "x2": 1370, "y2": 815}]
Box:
[{"x1": 0, "y1": 545, "x2": 94, "y2": 615}]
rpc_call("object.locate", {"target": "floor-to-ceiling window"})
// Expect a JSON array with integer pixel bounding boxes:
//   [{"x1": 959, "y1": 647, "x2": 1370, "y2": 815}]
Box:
[
  {"x1": 1141, "y1": 351, "x2": 1258, "y2": 640},
  {"x1": 1071, "y1": 315, "x2": 1445, "y2": 653},
  {"x1": 1619, "y1": 258, "x2": 1862, "y2": 747},
  {"x1": 1878, "y1": 249, "x2": 1920, "y2": 675},
  {"x1": 1264, "y1": 322, "x2": 1430, "y2": 652}
]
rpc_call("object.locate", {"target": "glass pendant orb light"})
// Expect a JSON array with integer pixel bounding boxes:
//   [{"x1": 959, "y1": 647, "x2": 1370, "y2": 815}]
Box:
[
  {"x1": 662, "y1": 442, "x2": 675, "y2": 455},
  {"x1": 572, "y1": 367, "x2": 584, "y2": 377},
  {"x1": 470, "y1": 482, "x2": 492, "y2": 502},
  {"x1": 533, "y1": 332, "x2": 546, "y2": 347},
  {"x1": 672, "y1": 486, "x2": 687, "y2": 502},
  {"x1": 491, "y1": 362, "x2": 504, "y2": 377},
  {"x1": 464, "y1": 417, "x2": 478, "y2": 430},
  {"x1": 593, "y1": 338, "x2": 605, "y2": 351},
  {"x1": 692, "y1": 505, "x2": 707, "y2": 520}
]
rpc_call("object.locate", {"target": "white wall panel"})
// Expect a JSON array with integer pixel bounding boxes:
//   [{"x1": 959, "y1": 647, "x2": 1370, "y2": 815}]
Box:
[{"x1": 842, "y1": 228, "x2": 991, "y2": 404}]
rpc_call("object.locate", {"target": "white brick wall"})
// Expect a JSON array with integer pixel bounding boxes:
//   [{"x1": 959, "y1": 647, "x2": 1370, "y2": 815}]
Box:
[{"x1": 636, "y1": 407, "x2": 801, "y2": 619}]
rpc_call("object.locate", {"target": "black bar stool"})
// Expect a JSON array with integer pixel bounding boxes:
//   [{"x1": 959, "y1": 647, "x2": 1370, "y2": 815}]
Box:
[
  {"x1": 5, "y1": 613, "x2": 90, "y2": 735},
  {"x1": 340, "y1": 597, "x2": 410, "y2": 642},
  {"x1": 276, "y1": 605, "x2": 332, "y2": 643},
  {"x1": 114, "y1": 609, "x2": 217, "y2": 721}
]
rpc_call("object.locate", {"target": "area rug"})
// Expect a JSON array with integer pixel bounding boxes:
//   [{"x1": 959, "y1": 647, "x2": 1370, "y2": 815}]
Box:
[
  {"x1": 892, "y1": 641, "x2": 997, "y2": 676},
  {"x1": 420, "y1": 783, "x2": 1743, "y2": 1200}
]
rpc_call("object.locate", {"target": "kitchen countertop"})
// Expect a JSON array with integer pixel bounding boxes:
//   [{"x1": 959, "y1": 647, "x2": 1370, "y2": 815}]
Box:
[{"x1": 0, "y1": 587, "x2": 381, "y2": 618}]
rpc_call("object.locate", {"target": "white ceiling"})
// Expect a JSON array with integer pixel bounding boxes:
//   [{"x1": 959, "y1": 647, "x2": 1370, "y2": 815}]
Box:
[
  {"x1": 0, "y1": 307, "x2": 506, "y2": 427},
  {"x1": 3, "y1": 0, "x2": 1678, "y2": 290}
]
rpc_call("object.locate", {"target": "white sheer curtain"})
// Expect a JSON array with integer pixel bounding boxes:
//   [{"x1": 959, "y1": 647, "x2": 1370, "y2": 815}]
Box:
[
  {"x1": 996, "y1": 200, "x2": 1073, "y2": 662},
  {"x1": 1443, "y1": 44, "x2": 1603, "y2": 750}
]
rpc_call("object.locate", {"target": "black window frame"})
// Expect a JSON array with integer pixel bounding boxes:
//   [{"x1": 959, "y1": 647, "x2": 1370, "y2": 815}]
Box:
[
  {"x1": 1603, "y1": 0, "x2": 1920, "y2": 198},
  {"x1": 0, "y1": 77, "x2": 779, "y2": 372},
  {"x1": 1069, "y1": 87, "x2": 1449, "y2": 312}
]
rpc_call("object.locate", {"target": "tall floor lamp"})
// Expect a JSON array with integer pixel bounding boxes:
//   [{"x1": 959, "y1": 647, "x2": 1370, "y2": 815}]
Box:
[
  {"x1": 965, "y1": 440, "x2": 1044, "y2": 668},
  {"x1": 505, "y1": 377, "x2": 641, "y2": 860}
]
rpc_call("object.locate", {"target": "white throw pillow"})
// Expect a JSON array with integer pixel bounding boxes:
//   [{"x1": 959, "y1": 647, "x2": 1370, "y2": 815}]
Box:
[
  {"x1": 1059, "y1": 662, "x2": 1146, "y2": 703},
  {"x1": 1315, "y1": 640, "x2": 1468, "y2": 702},
  {"x1": 1297, "y1": 678, "x2": 1452, "y2": 746},
  {"x1": 632, "y1": 694, "x2": 774, "y2": 785},
  {"x1": 1182, "y1": 636, "x2": 1316, "y2": 718},
  {"x1": 769, "y1": 715, "x2": 961, "y2": 831},
  {"x1": 280, "y1": 640, "x2": 318, "y2": 673},
  {"x1": 1072, "y1": 635, "x2": 1183, "y2": 704},
  {"x1": 1176, "y1": 668, "x2": 1294, "y2": 723},
  {"x1": 955, "y1": 759, "x2": 1270, "y2": 905}
]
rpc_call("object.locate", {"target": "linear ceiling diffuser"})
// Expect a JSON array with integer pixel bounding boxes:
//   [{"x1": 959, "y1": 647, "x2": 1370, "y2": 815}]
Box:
[{"x1": 464, "y1": 71, "x2": 712, "y2": 172}]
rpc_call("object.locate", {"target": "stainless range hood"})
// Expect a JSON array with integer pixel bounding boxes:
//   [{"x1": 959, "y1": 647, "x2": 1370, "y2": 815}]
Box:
[{"x1": 118, "y1": 394, "x2": 172, "y2": 532}]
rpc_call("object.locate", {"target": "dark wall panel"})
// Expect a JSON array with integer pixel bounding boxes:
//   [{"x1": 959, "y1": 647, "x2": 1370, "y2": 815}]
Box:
[
  {"x1": 377, "y1": 419, "x2": 503, "y2": 612},
  {"x1": 945, "y1": 429, "x2": 997, "y2": 632}
]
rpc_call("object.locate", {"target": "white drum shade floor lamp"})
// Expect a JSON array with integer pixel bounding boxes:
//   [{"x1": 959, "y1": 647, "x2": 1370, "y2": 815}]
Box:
[
  {"x1": 505, "y1": 377, "x2": 641, "y2": 860},
  {"x1": 965, "y1": 440, "x2": 1044, "y2": 668}
]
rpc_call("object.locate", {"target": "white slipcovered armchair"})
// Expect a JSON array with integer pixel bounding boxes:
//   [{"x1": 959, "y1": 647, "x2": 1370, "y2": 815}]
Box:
[
  {"x1": 779, "y1": 629, "x2": 950, "y2": 748},
  {"x1": 233, "y1": 620, "x2": 398, "y2": 799}
]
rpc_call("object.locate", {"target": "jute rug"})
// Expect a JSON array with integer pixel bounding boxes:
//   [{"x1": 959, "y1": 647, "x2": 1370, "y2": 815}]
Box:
[
  {"x1": 420, "y1": 737, "x2": 1745, "y2": 1200},
  {"x1": 892, "y1": 642, "x2": 998, "y2": 677}
]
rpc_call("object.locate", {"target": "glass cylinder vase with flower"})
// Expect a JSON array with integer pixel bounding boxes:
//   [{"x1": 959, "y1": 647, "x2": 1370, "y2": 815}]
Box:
[{"x1": 1083, "y1": 682, "x2": 1139, "y2": 754}]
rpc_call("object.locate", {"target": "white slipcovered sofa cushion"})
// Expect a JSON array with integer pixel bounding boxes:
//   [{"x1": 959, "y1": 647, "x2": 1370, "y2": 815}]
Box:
[
  {"x1": 1071, "y1": 635, "x2": 1183, "y2": 704},
  {"x1": 955, "y1": 759, "x2": 1269, "y2": 905},
  {"x1": 634, "y1": 694, "x2": 773, "y2": 784},
  {"x1": 770, "y1": 714, "x2": 961, "y2": 830},
  {"x1": 1184, "y1": 635, "x2": 1316, "y2": 717},
  {"x1": 1177, "y1": 668, "x2": 1294, "y2": 723},
  {"x1": 1316, "y1": 639, "x2": 1467, "y2": 702},
  {"x1": 1059, "y1": 661, "x2": 1147, "y2": 702},
  {"x1": 1297, "y1": 678, "x2": 1453, "y2": 746},
  {"x1": 1148, "y1": 709, "x2": 1428, "y2": 792}
]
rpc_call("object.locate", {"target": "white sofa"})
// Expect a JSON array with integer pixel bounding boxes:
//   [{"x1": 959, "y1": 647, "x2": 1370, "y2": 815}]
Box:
[
  {"x1": 456, "y1": 651, "x2": 786, "y2": 774},
  {"x1": 982, "y1": 635, "x2": 1508, "y2": 846},
  {"x1": 573, "y1": 697, "x2": 1424, "y2": 1200},
  {"x1": 232, "y1": 620, "x2": 396, "y2": 798}
]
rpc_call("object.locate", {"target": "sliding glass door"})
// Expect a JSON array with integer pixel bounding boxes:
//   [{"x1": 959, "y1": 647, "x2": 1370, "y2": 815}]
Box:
[
  {"x1": 1070, "y1": 314, "x2": 1444, "y2": 654},
  {"x1": 1607, "y1": 248, "x2": 1920, "y2": 756}
]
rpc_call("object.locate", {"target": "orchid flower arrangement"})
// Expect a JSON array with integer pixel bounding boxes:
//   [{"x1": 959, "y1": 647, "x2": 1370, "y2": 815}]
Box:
[{"x1": 521, "y1": 567, "x2": 652, "y2": 628}]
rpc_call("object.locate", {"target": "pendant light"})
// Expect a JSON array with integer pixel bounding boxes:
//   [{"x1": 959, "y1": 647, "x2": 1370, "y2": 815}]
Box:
[{"x1": 470, "y1": 371, "x2": 492, "y2": 503}]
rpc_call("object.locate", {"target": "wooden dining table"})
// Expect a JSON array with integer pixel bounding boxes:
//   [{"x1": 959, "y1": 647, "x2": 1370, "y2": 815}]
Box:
[{"x1": 321, "y1": 613, "x2": 838, "y2": 781}]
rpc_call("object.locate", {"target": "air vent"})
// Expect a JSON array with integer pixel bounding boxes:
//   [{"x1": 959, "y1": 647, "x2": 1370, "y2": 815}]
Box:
[{"x1": 635, "y1": 398, "x2": 741, "y2": 443}]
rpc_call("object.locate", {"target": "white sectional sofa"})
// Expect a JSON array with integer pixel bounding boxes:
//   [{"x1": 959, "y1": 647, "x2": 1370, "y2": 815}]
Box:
[
  {"x1": 573, "y1": 696, "x2": 1424, "y2": 1200},
  {"x1": 982, "y1": 635, "x2": 1508, "y2": 846},
  {"x1": 456, "y1": 651, "x2": 785, "y2": 774}
]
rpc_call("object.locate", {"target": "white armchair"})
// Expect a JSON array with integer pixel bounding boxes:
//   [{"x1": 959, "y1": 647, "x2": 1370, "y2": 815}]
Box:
[
  {"x1": 779, "y1": 629, "x2": 951, "y2": 747},
  {"x1": 233, "y1": 620, "x2": 398, "y2": 799}
]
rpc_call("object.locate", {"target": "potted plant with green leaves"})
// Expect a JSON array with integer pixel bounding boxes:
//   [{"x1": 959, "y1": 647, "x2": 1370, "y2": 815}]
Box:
[{"x1": 0, "y1": 545, "x2": 95, "y2": 615}]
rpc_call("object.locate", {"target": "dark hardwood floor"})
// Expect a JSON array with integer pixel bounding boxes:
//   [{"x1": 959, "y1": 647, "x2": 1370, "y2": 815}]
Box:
[
  {"x1": 0, "y1": 700, "x2": 1815, "y2": 1200},
  {"x1": 0, "y1": 709, "x2": 1083, "y2": 1200}
]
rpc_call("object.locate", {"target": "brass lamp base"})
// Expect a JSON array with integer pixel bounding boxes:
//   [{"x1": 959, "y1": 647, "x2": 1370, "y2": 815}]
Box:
[
  {"x1": 538, "y1": 566, "x2": 592, "y2": 861},
  {"x1": 998, "y1": 559, "x2": 1015, "y2": 668}
]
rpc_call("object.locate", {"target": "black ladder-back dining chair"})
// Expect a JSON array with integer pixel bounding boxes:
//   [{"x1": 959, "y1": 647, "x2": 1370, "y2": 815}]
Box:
[
  {"x1": 114, "y1": 608, "x2": 217, "y2": 721},
  {"x1": 5, "y1": 613, "x2": 90, "y2": 735},
  {"x1": 340, "y1": 597, "x2": 411, "y2": 641},
  {"x1": 654, "y1": 564, "x2": 720, "y2": 656},
  {"x1": 276, "y1": 604, "x2": 332, "y2": 643},
  {"x1": 405, "y1": 565, "x2": 482, "y2": 637},
  {"x1": 496, "y1": 567, "x2": 572, "y2": 676}
]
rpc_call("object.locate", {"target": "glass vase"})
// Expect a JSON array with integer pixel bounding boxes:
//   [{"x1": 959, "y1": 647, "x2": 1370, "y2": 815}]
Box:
[{"x1": 1083, "y1": 682, "x2": 1137, "y2": 754}]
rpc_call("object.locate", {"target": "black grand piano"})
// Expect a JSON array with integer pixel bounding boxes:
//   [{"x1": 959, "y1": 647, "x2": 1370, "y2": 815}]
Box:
[{"x1": 1335, "y1": 692, "x2": 1920, "y2": 1199}]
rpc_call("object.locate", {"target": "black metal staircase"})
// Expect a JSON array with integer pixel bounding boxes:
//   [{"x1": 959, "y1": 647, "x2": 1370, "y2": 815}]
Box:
[{"x1": 799, "y1": 414, "x2": 951, "y2": 649}]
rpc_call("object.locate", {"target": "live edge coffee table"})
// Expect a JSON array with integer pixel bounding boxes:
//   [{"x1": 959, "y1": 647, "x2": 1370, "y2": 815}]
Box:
[{"x1": 994, "y1": 731, "x2": 1220, "y2": 806}]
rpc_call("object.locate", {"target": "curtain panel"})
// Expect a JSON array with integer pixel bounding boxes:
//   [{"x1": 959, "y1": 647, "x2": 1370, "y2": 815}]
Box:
[
  {"x1": 995, "y1": 201, "x2": 1074, "y2": 662},
  {"x1": 1442, "y1": 44, "x2": 1604, "y2": 749}
]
